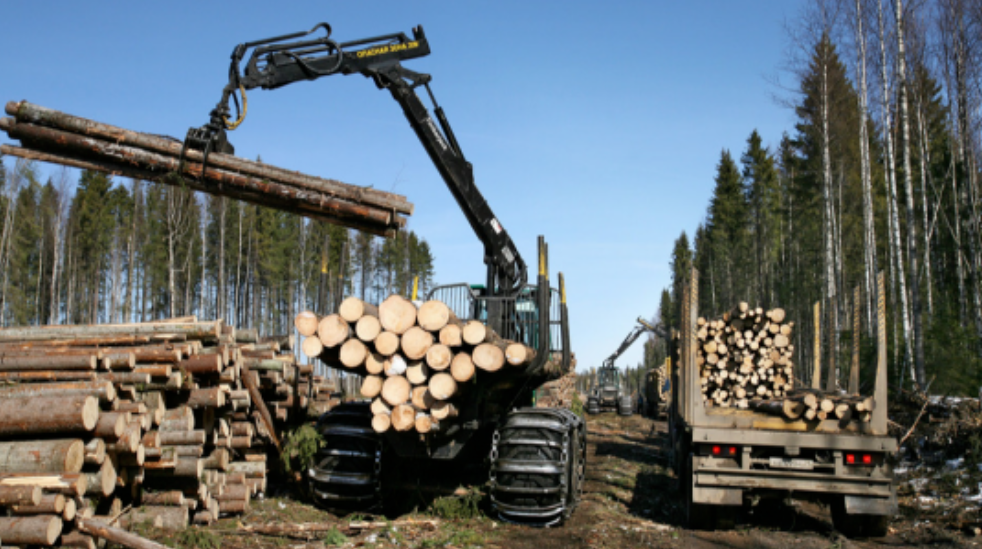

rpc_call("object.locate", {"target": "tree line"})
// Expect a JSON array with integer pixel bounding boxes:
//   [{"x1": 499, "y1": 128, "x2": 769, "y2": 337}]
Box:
[
  {"x1": 643, "y1": 0, "x2": 982, "y2": 397},
  {"x1": 0, "y1": 161, "x2": 435, "y2": 336}
]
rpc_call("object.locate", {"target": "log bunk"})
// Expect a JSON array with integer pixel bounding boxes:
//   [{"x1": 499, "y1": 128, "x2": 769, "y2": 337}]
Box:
[
  {"x1": 0, "y1": 101, "x2": 413, "y2": 237},
  {"x1": 696, "y1": 302, "x2": 877, "y2": 422},
  {"x1": 297, "y1": 295, "x2": 565, "y2": 434},
  {"x1": 0, "y1": 318, "x2": 336, "y2": 547}
]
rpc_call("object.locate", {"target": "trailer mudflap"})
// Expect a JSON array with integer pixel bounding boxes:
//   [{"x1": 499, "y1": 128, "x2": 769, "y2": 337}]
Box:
[
  {"x1": 845, "y1": 493, "x2": 897, "y2": 516},
  {"x1": 692, "y1": 485, "x2": 742, "y2": 505}
]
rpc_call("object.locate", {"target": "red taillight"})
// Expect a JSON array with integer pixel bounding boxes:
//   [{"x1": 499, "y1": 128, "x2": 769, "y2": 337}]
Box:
[
  {"x1": 845, "y1": 453, "x2": 856, "y2": 464},
  {"x1": 862, "y1": 454, "x2": 872, "y2": 465},
  {"x1": 730, "y1": 447, "x2": 737, "y2": 455},
  {"x1": 712, "y1": 445, "x2": 721, "y2": 455}
]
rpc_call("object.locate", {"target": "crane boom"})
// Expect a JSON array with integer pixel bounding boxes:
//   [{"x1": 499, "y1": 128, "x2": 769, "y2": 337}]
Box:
[
  {"x1": 602, "y1": 317, "x2": 664, "y2": 369},
  {"x1": 184, "y1": 24, "x2": 527, "y2": 296}
]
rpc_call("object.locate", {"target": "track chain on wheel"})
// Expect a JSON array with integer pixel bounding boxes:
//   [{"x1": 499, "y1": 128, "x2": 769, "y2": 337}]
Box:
[
  {"x1": 489, "y1": 407, "x2": 586, "y2": 526},
  {"x1": 308, "y1": 402, "x2": 382, "y2": 512}
]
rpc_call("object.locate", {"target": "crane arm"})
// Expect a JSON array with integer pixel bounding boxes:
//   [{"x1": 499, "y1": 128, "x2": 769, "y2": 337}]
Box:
[
  {"x1": 601, "y1": 317, "x2": 666, "y2": 369},
  {"x1": 184, "y1": 24, "x2": 527, "y2": 296}
]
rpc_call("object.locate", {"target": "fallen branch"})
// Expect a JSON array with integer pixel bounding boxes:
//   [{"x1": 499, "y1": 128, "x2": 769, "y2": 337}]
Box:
[
  {"x1": 76, "y1": 518, "x2": 171, "y2": 549},
  {"x1": 899, "y1": 397, "x2": 931, "y2": 447},
  {"x1": 236, "y1": 518, "x2": 439, "y2": 538}
]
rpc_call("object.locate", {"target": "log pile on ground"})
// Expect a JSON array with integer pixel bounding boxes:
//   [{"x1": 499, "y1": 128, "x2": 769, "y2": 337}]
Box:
[
  {"x1": 0, "y1": 318, "x2": 316, "y2": 546},
  {"x1": 535, "y1": 361, "x2": 577, "y2": 409},
  {"x1": 297, "y1": 296, "x2": 565, "y2": 434},
  {"x1": 698, "y1": 303, "x2": 795, "y2": 408},
  {"x1": 0, "y1": 100, "x2": 412, "y2": 237}
]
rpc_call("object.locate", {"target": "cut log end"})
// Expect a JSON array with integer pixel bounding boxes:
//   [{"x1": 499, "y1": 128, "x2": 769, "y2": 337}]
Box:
[{"x1": 294, "y1": 311, "x2": 320, "y2": 337}]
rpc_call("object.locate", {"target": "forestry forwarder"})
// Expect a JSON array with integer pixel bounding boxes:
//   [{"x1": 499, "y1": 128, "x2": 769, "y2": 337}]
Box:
[
  {"x1": 587, "y1": 317, "x2": 663, "y2": 416},
  {"x1": 184, "y1": 24, "x2": 584, "y2": 526}
]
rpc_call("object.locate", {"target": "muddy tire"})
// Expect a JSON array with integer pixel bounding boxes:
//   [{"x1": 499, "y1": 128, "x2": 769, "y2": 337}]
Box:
[
  {"x1": 586, "y1": 397, "x2": 600, "y2": 415},
  {"x1": 831, "y1": 498, "x2": 888, "y2": 538},
  {"x1": 617, "y1": 396, "x2": 633, "y2": 416},
  {"x1": 490, "y1": 408, "x2": 585, "y2": 526},
  {"x1": 308, "y1": 402, "x2": 380, "y2": 512}
]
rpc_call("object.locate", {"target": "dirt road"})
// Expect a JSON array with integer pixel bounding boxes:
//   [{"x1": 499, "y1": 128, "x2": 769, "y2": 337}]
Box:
[{"x1": 141, "y1": 412, "x2": 979, "y2": 548}]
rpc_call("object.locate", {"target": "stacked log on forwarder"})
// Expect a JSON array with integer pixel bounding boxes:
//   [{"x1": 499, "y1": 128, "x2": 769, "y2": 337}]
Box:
[{"x1": 297, "y1": 296, "x2": 566, "y2": 434}]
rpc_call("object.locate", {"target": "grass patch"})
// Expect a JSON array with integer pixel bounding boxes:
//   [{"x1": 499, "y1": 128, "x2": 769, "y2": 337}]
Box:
[
  {"x1": 158, "y1": 527, "x2": 222, "y2": 549},
  {"x1": 419, "y1": 526, "x2": 486, "y2": 548},
  {"x1": 571, "y1": 392, "x2": 585, "y2": 418},
  {"x1": 427, "y1": 487, "x2": 484, "y2": 520},
  {"x1": 322, "y1": 526, "x2": 348, "y2": 546}
]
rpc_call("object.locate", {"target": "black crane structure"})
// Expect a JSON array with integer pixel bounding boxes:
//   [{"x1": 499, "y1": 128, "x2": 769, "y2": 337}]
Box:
[{"x1": 184, "y1": 23, "x2": 527, "y2": 303}]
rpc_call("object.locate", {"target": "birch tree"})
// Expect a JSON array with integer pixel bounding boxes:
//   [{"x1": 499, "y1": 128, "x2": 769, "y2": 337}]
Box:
[{"x1": 895, "y1": 0, "x2": 927, "y2": 388}]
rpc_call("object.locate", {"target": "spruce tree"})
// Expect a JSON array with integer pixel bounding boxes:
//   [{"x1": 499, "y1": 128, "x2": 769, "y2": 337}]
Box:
[
  {"x1": 705, "y1": 149, "x2": 750, "y2": 312},
  {"x1": 741, "y1": 130, "x2": 781, "y2": 306},
  {"x1": 67, "y1": 170, "x2": 115, "y2": 323},
  {"x1": 8, "y1": 172, "x2": 42, "y2": 325}
]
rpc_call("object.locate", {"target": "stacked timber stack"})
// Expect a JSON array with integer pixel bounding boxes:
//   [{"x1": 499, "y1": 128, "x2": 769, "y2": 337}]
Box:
[
  {"x1": 296, "y1": 295, "x2": 566, "y2": 434},
  {"x1": 696, "y1": 303, "x2": 878, "y2": 423},
  {"x1": 303, "y1": 374, "x2": 340, "y2": 417},
  {"x1": 747, "y1": 389, "x2": 877, "y2": 423},
  {"x1": 0, "y1": 318, "x2": 311, "y2": 545},
  {"x1": 697, "y1": 303, "x2": 795, "y2": 409},
  {"x1": 0, "y1": 100, "x2": 412, "y2": 237},
  {"x1": 535, "y1": 359, "x2": 577, "y2": 409}
]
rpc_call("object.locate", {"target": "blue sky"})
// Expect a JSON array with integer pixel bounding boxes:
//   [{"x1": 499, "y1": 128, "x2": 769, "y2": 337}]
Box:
[{"x1": 1, "y1": 1, "x2": 805, "y2": 374}]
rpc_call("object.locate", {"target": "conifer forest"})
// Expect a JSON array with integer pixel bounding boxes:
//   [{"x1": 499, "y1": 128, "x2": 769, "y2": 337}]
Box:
[
  {"x1": 0, "y1": 162, "x2": 435, "y2": 337},
  {"x1": 637, "y1": 0, "x2": 982, "y2": 400}
]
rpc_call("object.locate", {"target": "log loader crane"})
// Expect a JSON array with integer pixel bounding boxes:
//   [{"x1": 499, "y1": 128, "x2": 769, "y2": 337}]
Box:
[
  {"x1": 184, "y1": 23, "x2": 582, "y2": 526},
  {"x1": 587, "y1": 317, "x2": 663, "y2": 416}
]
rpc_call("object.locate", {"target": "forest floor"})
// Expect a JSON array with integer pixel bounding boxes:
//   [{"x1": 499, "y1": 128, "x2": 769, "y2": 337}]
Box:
[{"x1": 136, "y1": 400, "x2": 982, "y2": 549}]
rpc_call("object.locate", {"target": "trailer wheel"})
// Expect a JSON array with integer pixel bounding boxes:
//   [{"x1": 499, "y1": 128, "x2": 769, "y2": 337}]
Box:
[{"x1": 831, "y1": 498, "x2": 888, "y2": 538}]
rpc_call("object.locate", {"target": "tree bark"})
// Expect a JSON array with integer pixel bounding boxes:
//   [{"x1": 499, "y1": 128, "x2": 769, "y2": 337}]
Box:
[
  {"x1": 0, "y1": 395, "x2": 99, "y2": 435},
  {"x1": 0, "y1": 439, "x2": 85, "y2": 473},
  {"x1": 0, "y1": 515, "x2": 63, "y2": 545},
  {"x1": 894, "y1": 0, "x2": 926, "y2": 389}
]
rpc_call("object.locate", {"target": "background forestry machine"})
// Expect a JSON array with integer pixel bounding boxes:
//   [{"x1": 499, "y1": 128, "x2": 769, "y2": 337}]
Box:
[
  {"x1": 587, "y1": 317, "x2": 662, "y2": 416},
  {"x1": 185, "y1": 24, "x2": 584, "y2": 526}
]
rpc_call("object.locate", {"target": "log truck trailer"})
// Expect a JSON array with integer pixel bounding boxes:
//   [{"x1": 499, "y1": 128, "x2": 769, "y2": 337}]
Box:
[
  {"x1": 669, "y1": 269, "x2": 897, "y2": 536},
  {"x1": 184, "y1": 23, "x2": 583, "y2": 526}
]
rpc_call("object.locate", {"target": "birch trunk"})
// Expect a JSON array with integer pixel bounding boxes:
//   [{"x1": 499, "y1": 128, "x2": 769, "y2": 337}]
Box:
[
  {"x1": 915, "y1": 101, "x2": 934, "y2": 316},
  {"x1": 855, "y1": 0, "x2": 879, "y2": 327},
  {"x1": 820, "y1": 36, "x2": 837, "y2": 386},
  {"x1": 878, "y1": 0, "x2": 914, "y2": 384},
  {"x1": 894, "y1": 0, "x2": 926, "y2": 388}
]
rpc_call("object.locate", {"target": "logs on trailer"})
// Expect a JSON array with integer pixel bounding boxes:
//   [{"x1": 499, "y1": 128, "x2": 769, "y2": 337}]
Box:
[
  {"x1": 696, "y1": 304, "x2": 796, "y2": 409},
  {"x1": 696, "y1": 303, "x2": 876, "y2": 422},
  {"x1": 299, "y1": 295, "x2": 542, "y2": 434},
  {"x1": 0, "y1": 101, "x2": 412, "y2": 237},
  {"x1": 0, "y1": 317, "x2": 336, "y2": 541}
]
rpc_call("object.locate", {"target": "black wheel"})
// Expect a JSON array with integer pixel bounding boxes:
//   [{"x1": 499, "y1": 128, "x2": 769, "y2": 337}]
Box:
[
  {"x1": 491, "y1": 408, "x2": 584, "y2": 526},
  {"x1": 586, "y1": 397, "x2": 600, "y2": 415},
  {"x1": 831, "y1": 498, "x2": 888, "y2": 538},
  {"x1": 308, "y1": 402, "x2": 380, "y2": 512},
  {"x1": 617, "y1": 396, "x2": 634, "y2": 416}
]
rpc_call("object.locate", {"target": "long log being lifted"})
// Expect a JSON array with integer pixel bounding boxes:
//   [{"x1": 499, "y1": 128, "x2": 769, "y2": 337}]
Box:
[{"x1": 0, "y1": 101, "x2": 413, "y2": 237}]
